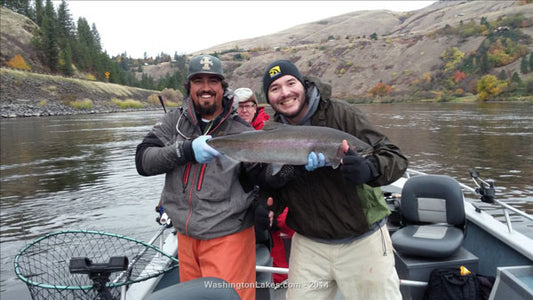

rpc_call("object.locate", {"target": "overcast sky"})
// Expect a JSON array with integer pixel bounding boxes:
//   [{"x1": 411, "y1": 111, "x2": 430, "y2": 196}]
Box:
[{"x1": 58, "y1": 1, "x2": 436, "y2": 59}]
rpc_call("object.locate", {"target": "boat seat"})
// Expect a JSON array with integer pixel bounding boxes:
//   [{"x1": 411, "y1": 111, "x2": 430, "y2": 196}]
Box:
[
  {"x1": 144, "y1": 277, "x2": 240, "y2": 300},
  {"x1": 256, "y1": 244, "x2": 273, "y2": 300},
  {"x1": 391, "y1": 174, "x2": 466, "y2": 259}
]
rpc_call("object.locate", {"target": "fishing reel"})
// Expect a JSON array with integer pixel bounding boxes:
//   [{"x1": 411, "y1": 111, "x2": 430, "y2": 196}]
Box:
[
  {"x1": 155, "y1": 204, "x2": 173, "y2": 228},
  {"x1": 469, "y1": 169, "x2": 495, "y2": 204}
]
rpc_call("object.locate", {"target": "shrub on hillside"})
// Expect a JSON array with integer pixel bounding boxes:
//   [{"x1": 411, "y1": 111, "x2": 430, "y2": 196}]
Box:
[
  {"x1": 69, "y1": 99, "x2": 93, "y2": 109},
  {"x1": 111, "y1": 98, "x2": 143, "y2": 109},
  {"x1": 161, "y1": 88, "x2": 183, "y2": 103},
  {"x1": 477, "y1": 75, "x2": 508, "y2": 101},
  {"x1": 8, "y1": 54, "x2": 31, "y2": 71}
]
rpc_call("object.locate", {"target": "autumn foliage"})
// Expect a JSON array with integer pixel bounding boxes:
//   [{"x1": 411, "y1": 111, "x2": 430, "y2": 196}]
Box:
[
  {"x1": 454, "y1": 70, "x2": 466, "y2": 83},
  {"x1": 8, "y1": 54, "x2": 31, "y2": 71},
  {"x1": 477, "y1": 75, "x2": 508, "y2": 101},
  {"x1": 368, "y1": 82, "x2": 392, "y2": 97}
]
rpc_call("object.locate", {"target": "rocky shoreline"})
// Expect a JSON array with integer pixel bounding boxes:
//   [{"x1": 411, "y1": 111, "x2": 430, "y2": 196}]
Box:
[
  {"x1": 1, "y1": 100, "x2": 160, "y2": 118},
  {"x1": 1, "y1": 68, "x2": 161, "y2": 118}
]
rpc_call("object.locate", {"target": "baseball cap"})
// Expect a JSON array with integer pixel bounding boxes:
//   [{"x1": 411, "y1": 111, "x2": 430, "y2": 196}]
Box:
[
  {"x1": 234, "y1": 88, "x2": 257, "y2": 104},
  {"x1": 187, "y1": 54, "x2": 224, "y2": 80}
]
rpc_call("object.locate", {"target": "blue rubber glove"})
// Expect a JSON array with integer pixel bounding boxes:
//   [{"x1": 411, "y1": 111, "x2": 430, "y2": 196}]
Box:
[
  {"x1": 305, "y1": 152, "x2": 327, "y2": 171},
  {"x1": 191, "y1": 135, "x2": 220, "y2": 164}
]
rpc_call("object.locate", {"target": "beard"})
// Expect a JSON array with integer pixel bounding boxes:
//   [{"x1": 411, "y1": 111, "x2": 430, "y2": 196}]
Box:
[
  {"x1": 195, "y1": 100, "x2": 219, "y2": 116},
  {"x1": 277, "y1": 98, "x2": 307, "y2": 120}
]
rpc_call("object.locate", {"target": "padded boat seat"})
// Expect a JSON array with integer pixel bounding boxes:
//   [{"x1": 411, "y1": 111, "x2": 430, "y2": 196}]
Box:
[
  {"x1": 145, "y1": 277, "x2": 240, "y2": 300},
  {"x1": 391, "y1": 175, "x2": 466, "y2": 259}
]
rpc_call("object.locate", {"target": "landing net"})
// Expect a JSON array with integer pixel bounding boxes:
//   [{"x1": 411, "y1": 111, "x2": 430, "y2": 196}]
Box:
[{"x1": 14, "y1": 229, "x2": 178, "y2": 300}]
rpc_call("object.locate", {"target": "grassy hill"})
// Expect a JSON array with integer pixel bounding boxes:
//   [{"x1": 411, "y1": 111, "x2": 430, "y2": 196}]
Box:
[
  {"x1": 1, "y1": 1, "x2": 533, "y2": 118},
  {"x1": 195, "y1": 0, "x2": 533, "y2": 102}
]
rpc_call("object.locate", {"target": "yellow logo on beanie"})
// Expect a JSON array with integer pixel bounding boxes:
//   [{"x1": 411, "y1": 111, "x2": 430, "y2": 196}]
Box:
[{"x1": 269, "y1": 65, "x2": 281, "y2": 78}]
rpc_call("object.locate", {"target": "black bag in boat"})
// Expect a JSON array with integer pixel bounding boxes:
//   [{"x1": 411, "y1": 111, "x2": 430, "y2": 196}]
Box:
[{"x1": 423, "y1": 267, "x2": 494, "y2": 300}]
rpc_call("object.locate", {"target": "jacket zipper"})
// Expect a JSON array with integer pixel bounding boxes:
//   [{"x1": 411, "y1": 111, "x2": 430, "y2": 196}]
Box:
[
  {"x1": 182, "y1": 99, "x2": 234, "y2": 235},
  {"x1": 192, "y1": 109, "x2": 232, "y2": 192},
  {"x1": 182, "y1": 162, "x2": 191, "y2": 192},
  {"x1": 197, "y1": 164, "x2": 207, "y2": 191},
  {"x1": 184, "y1": 164, "x2": 198, "y2": 236}
]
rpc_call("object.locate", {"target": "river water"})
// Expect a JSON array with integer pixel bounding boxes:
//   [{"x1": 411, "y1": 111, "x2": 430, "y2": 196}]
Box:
[{"x1": 1, "y1": 102, "x2": 531, "y2": 298}]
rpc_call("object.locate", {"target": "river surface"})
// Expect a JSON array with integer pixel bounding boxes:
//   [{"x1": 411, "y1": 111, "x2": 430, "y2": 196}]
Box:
[{"x1": 1, "y1": 102, "x2": 532, "y2": 298}]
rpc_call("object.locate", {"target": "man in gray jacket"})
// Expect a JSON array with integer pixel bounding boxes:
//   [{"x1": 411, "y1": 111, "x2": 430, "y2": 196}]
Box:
[{"x1": 135, "y1": 54, "x2": 262, "y2": 300}]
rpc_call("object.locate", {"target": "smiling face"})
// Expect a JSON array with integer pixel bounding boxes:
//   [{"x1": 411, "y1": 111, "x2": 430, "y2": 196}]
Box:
[
  {"x1": 267, "y1": 75, "x2": 307, "y2": 124},
  {"x1": 237, "y1": 100, "x2": 257, "y2": 123},
  {"x1": 189, "y1": 73, "x2": 224, "y2": 120}
]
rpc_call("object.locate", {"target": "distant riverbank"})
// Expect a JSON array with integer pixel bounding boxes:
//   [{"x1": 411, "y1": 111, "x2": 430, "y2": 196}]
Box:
[
  {"x1": 1, "y1": 68, "x2": 160, "y2": 118},
  {"x1": 2, "y1": 68, "x2": 531, "y2": 118},
  {"x1": 0, "y1": 100, "x2": 163, "y2": 118}
]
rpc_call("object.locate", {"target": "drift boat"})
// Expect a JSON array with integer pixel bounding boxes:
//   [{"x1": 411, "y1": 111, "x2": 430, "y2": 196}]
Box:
[{"x1": 14, "y1": 169, "x2": 533, "y2": 300}]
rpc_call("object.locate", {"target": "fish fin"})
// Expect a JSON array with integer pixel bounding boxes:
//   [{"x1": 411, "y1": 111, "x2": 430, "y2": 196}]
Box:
[
  {"x1": 271, "y1": 164, "x2": 284, "y2": 175},
  {"x1": 335, "y1": 144, "x2": 346, "y2": 168},
  {"x1": 261, "y1": 121, "x2": 285, "y2": 131}
]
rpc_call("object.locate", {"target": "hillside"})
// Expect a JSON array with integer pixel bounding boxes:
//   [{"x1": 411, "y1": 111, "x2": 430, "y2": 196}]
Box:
[
  {"x1": 0, "y1": 7, "x2": 161, "y2": 117},
  {"x1": 133, "y1": 0, "x2": 532, "y2": 102},
  {"x1": 0, "y1": 68, "x2": 160, "y2": 117},
  {"x1": 194, "y1": 0, "x2": 533, "y2": 101},
  {"x1": 0, "y1": 6, "x2": 46, "y2": 73},
  {"x1": 1, "y1": 0, "x2": 533, "y2": 118}
]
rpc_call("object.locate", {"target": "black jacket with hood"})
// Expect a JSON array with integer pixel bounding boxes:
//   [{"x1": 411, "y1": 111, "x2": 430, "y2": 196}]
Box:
[{"x1": 264, "y1": 77, "x2": 408, "y2": 240}]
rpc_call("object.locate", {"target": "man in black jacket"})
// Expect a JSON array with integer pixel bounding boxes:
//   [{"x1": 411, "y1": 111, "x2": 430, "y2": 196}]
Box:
[{"x1": 261, "y1": 60, "x2": 408, "y2": 300}]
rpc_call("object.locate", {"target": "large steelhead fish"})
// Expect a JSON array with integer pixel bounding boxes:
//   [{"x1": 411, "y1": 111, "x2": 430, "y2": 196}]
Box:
[{"x1": 207, "y1": 124, "x2": 373, "y2": 171}]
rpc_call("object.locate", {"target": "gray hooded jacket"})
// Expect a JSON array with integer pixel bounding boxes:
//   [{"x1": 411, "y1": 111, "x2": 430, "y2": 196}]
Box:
[{"x1": 135, "y1": 92, "x2": 261, "y2": 239}]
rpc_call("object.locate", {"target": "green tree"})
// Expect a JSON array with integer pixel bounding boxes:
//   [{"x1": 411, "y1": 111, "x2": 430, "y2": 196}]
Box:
[
  {"x1": 140, "y1": 73, "x2": 155, "y2": 90},
  {"x1": 76, "y1": 17, "x2": 97, "y2": 71},
  {"x1": 91, "y1": 23, "x2": 102, "y2": 51},
  {"x1": 479, "y1": 52, "x2": 491, "y2": 74},
  {"x1": 34, "y1": 0, "x2": 44, "y2": 26},
  {"x1": 1, "y1": 0, "x2": 31, "y2": 16},
  {"x1": 39, "y1": 0, "x2": 59, "y2": 72},
  {"x1": 520, "y1": 55, "x2": 529, "y2": 74},
  {"x1": 56, "y1": 0, "x2": 74, "y2": 49},
  {"x1": 511, "y1": 72, "x2": 522, "y2": 84},
  {"x1": 529, "y1": 53, "x2": 533, "y2": 73},
  {"x1": 370, "y1": 32, "x2": 378, "y2": 40},
  {"x1": 58, "y1": 46, "x2": 73, "y2": 76},
  {"x1": 480, "y1": 17, "x2": 490, "y2": 29}
]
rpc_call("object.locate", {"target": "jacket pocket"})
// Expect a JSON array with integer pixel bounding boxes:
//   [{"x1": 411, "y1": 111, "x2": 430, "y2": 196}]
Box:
[{"x1": 194, "y1": 156, "x2": 239, "y2": 201}]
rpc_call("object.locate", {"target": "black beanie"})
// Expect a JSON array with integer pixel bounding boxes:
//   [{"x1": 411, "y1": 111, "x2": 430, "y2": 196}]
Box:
[{"x1": 262, "y1": 60, "x2": 304, "y2": 103}]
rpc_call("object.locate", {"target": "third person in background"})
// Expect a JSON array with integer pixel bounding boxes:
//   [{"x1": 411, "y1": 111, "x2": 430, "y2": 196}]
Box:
[{"x1": 234, "y1": 87, "x2": 270, "y2": 130}]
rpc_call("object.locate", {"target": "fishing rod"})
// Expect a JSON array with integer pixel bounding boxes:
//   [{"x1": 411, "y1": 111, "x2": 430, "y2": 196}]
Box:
[
  {"x1": 256, "y1": 265, "x2": 428, "y2": 287},
  {"x1": 113, "y1": 224, "x2": 170, "y2": 300},
  {"x1": 407, "y1": 168, "x2": 532, "y2": 233},
  {"x1": 158, "y1": 95, "x2": 167, "y2": 113},
  {"x1": 468, "y1": 169, "x2": 532, "y2": 220}
]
